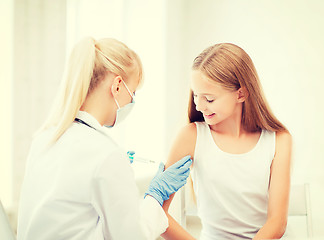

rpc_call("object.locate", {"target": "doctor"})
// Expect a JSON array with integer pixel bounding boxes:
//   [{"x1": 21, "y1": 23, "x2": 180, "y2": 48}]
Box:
[{"x1": 17, "y1": 37, "x2": 192, "y2": 240}]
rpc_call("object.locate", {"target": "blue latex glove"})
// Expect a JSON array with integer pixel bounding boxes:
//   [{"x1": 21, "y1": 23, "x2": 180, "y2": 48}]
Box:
[{"x1": 144, "y1": 155, "x2": 192, "y2": 206}]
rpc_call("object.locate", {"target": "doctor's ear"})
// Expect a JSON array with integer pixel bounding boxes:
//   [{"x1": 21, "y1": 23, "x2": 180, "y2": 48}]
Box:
[
  {"x1": 237, "y1": 87, "x2": 249, "y2": 103},
  {"x1": 111, "y1": 76, "x2": 123, "y2": 95}
]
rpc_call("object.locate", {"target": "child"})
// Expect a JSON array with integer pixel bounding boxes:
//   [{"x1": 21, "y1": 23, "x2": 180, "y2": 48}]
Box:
[{"x1": 161, "y1": 43, "x2": 292, "y2": 240}]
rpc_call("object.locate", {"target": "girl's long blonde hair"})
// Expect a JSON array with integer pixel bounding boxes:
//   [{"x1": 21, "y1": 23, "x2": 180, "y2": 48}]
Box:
[
  {"x1": 39, "y1": 37, "x2": 143, "y2": 143},
  {"x1": 189, "y1": 43, "x2": 286, "y2": 133}
]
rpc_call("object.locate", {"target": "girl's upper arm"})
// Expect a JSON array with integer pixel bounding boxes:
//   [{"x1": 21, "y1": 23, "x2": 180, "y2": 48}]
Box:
[
  {"x1": 164, "y1": 123, "x2": 197, "y2": 169},
  {"x1": 162, "y1": 123, "x2": 197, "y2": 211},
  {"x1": 267, "y1": 131, "x2": 292, "y2": 223}
]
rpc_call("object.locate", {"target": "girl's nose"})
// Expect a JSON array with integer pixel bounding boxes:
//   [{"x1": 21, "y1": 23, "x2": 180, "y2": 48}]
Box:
[{"x1": 195, "y1": 98, "x2": 206, "y2": 112}]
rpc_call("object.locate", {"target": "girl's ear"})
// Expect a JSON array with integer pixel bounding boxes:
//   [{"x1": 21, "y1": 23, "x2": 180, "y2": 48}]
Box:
[
  {"x1": 110, "y1": 75, "x2": 123, "y2": 97},
  {"x1": 237, "y1": 87, "x2": 249, "y2": 103}
]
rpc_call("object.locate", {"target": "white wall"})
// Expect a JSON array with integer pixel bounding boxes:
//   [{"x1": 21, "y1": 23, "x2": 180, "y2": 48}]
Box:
[
  {"x1": 114, "y1": 0, "x2": 168, "y2": 163},
  {"x1": 166, "y1": 0, "x2": 324, "y2": 236},
  {"x1": 0, "y1": 0, "x2": 14, "y2": 209},
  {"x1": 12, "y1": 0, "x2": 67, "y2": 213},
  {"x1": 66, "y1": 0, "x2": 168, "y2": 162}
]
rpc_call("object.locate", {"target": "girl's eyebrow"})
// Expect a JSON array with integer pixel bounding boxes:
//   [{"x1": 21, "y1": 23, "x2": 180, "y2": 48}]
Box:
[{"x1": 193, "y1": 92, "x2": 216, "y2": 96}]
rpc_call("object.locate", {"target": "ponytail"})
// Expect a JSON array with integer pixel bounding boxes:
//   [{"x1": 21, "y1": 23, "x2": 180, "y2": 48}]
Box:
[
  {"x1": 38, "y1": 37, "x2": 96, "y2": 143},
  {"x1": 38, "y1": 37, "x2": 143, "y2": 144}
]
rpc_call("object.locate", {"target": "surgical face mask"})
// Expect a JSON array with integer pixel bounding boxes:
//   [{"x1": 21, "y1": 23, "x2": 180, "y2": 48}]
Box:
[{"x1": 105, "y1": 80, "x2": 135, "y2": 128}]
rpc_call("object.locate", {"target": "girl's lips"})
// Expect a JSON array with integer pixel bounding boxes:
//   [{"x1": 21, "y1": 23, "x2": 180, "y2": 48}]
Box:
[{"x1": 204, "y1": 113, "x2": 215, "y2": 119}]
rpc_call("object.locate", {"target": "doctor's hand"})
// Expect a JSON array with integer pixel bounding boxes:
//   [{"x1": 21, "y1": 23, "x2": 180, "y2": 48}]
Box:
[{"x1": 144, "y1": 155, "x2": 192, "y2": 206}]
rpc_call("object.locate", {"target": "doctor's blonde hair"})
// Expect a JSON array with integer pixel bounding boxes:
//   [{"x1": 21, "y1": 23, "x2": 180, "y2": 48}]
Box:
[
  {"x1": 189, "y1": 43, "x2": 287, "y2": 133},
  {"x1": 40, "y1": 37, "x2": 143, "y2": 143}
]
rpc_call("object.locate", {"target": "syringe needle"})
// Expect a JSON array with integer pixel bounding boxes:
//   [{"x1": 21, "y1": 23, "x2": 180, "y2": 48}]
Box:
[{"x1": 134, "y1": 157, "x2": 156, "y2": 164}]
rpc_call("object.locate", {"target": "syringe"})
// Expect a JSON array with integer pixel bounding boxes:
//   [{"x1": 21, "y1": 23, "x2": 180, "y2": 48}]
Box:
[{"x1": 127, "y1": 151, "x2": 156, "y2": 164}]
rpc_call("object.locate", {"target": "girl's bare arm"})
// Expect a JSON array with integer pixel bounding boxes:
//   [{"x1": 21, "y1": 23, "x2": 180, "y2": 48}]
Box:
[
  {"x1": 253, "y1": 131, "x2": 292, "y2": 240},
  {"x1": 161, "y1": 123, "x2": 197, "y2": 240}
]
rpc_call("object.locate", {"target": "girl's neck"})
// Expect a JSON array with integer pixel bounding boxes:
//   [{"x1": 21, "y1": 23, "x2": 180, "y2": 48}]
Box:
[
  {"x1": 210, "y1": 120, "x2": 246, "y2": 138},
  {"x1": 209, "y1": 105, "x2": 246, "y2": 138}
]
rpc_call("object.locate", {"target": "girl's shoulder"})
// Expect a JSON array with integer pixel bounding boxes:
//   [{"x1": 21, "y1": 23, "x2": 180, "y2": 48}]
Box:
[
  {"x1": 165, "y1": 122, "x2": 197, "y2": 169},
  {"x1": 276, "y1": 130, "x2": 292, "y2": 141},
  {"x1": 180, "y1": 122, "x2": 197, "y2": 137},
  {"x1": 177, "y1": 122, "x2": 197, "y2": 150},
  {"x1": 275, "y1": 130, "x2": 292, "y2": 154}
]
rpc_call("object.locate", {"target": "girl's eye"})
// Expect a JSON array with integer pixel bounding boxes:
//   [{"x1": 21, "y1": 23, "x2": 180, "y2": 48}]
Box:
[{"x1": 193, "y1": 93, "x2": 214, "y2": 102}]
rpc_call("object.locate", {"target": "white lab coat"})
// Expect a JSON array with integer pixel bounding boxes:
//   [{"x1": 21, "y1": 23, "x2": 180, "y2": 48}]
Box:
[{"x1": 17, "y1": 111, "x2": 168, "y2": 240}]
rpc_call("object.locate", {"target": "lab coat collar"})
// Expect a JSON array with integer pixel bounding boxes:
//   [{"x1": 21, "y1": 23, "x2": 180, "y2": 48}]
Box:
[{"x1": 75, "y1": 111, "x2": 103, "y2": 131}]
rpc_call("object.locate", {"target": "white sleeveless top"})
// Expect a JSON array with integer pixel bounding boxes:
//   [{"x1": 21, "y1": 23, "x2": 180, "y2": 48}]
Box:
[{"x1": 192, "y1": 122, "x2": 276, "y2": 240}]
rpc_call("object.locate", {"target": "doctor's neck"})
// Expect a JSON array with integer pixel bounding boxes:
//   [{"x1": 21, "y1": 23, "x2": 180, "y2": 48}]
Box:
[{"x1": 80, "y1": 80, "x2": 116, "y2": 127}]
